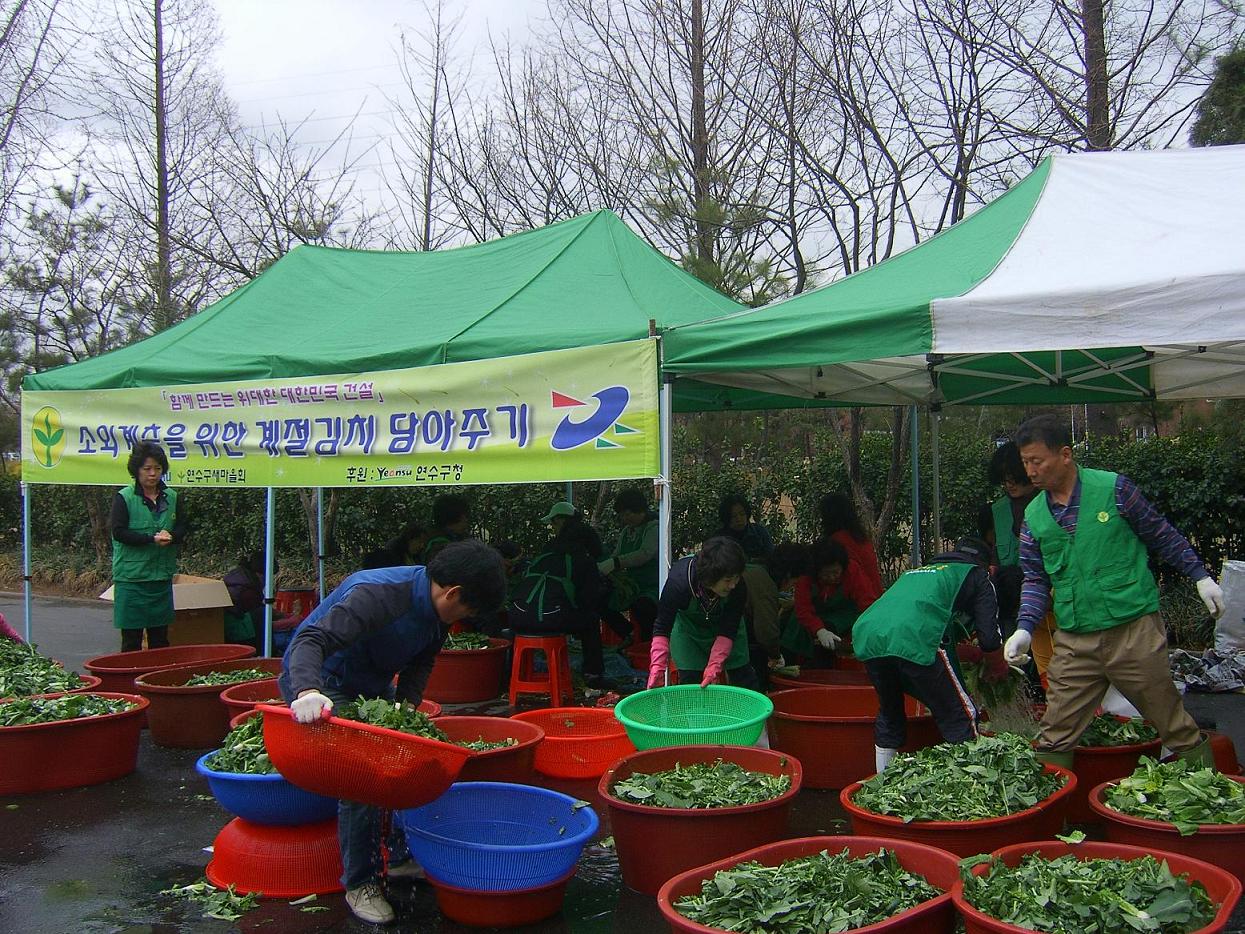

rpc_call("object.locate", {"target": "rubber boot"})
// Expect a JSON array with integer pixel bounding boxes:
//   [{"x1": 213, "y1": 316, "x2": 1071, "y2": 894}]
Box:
[
  {"x1": 875, "y1": 746, "x2": 899, "y2": 774},
  {"x1": 1035, "y1": 749, "x2": 1075, "y2": 770},
  {"x1": 1176, "y1": 735, "x2": 1216, "y2": 770}
]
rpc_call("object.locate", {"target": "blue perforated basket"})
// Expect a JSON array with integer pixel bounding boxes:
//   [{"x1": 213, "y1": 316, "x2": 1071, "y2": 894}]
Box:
[
  {"x1": 195, "y1": 752, "x2": 338, "y2": 826},
  {"x1": 398, "y1": 782, "x2": 599, "y2": 891}
]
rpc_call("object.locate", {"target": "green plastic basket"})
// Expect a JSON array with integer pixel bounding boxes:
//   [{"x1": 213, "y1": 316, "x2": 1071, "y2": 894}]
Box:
[{"x1": 613, "y1": 685, "x2": 773, "y2": 750}]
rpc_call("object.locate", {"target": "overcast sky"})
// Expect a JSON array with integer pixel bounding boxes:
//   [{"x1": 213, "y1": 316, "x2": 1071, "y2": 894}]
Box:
[{"x1": 212, "y1": 0, "x2": 542, "y2": 207}]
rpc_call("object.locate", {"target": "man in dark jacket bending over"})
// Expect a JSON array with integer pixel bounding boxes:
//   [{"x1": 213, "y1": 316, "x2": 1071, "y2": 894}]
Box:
[{"x1": 279, "y1": 540, "x2": 506, "y2": 925}]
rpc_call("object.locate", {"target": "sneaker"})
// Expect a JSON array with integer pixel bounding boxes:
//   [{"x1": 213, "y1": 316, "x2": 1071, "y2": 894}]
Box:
[
  {"x1": 345, "y1": 881, "x2": 395, "y2": 924},
  {"x1": 386, "y1": 859, "x2": 426, "y2": 881}
]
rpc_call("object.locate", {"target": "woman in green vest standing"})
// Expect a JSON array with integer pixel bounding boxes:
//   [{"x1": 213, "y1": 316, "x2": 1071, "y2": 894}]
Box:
[
  {"x1": 978, "y1": 441, "x2": 1037, "y2": 569},
  {"x1": 599, "y1": 488, "x2": 660, "y2": 640},
  {"x1": 647, "y1": 537, "x2": 752, "y2": 689},
  {"x1": 110, "y1": 443, "x2": 188, "y2": 652}
]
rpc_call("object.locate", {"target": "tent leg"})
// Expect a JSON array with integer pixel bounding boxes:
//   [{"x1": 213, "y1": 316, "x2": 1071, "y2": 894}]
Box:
[
  {"x1": 930, "y1": 410, "x2": 942, "y2": 551},
  {"x1": 316, "y1": 488, "x2": 325, "y2": 601},
  {"x1": 21, "y1": 481, "x2": 32, "y2": 641},
  {"x1": 565, "y1": 482, "x2": 573, "y2": 506},
  {"x1": 909, "y1": 405, "x2": 921, "y2": 567},
  {"x1": 264, "y1": 487, "x2": 275, "y2": 657},
  {"x1": 657, "y1": 374, "x2": 674, "y2": 592}
]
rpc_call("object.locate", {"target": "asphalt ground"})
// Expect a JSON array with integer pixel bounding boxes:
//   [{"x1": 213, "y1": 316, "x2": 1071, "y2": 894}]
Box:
[{"x1": 2, "y1": 594, "x2": 1242, "y2": 934}]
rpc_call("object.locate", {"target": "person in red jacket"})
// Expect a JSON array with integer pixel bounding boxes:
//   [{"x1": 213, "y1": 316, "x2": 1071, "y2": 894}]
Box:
[
  {"x1": 819, "y1": 492, "x2": 884, "y2": 598},
  {"x1": 789, "y1": 538, "x2": 878, "y2": 662}
]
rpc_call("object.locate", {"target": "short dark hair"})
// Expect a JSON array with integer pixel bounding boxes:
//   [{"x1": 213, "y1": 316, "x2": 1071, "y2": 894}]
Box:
[
  {"x1": 718, "y1": 493, "x2": 751, "y2": 528},
  {"x1": 765, "y1": 542, "x2": 810, "y2": 584},
  {"x1": 987, "y1": 441, "x2": 1028, "y2": 486},
  {"x1": 811, "y1": 537, "x2": 850, "y2": 573},
  {"x1": 951, "y1": 535, "x2": 992, "y2": 568},
  {"x1": 819, "y1": 492, "x2": 868, "y2": 542},
  {"x1": 492, "y1": 539, "x2": 522, "y2": 561},
  {"x1": 432, "y1": 494, "x2": 470, "y2": 529},
  {"x1": 127, "y1": 442, "x2": 169, "y2": 479},
  {"x1": 1015, "y1": 414, "x2": 1071, "y2": 452},
  {"x1": 428, "y1": 540, "x2": 506, "y2": 614},
  {"x1": 696, "y1": 536, "x2": 746, "y2": 586},
  {"x1": 613, "y1": 488, "x2": 651, "y2": 516}
]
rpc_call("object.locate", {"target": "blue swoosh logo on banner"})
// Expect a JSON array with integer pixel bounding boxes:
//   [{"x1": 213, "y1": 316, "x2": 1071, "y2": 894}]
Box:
[{"x1": 550, "y1": 386, "x2": 630, "y2": 450}]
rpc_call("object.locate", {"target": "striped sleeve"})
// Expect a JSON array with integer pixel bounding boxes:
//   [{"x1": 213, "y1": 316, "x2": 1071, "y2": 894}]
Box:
[
  {"x1": 1114, "y1": 475, "x2": 1208, "y2": 581},
  {"x1": 1016, "y1": 521, "x2": 1051, "y2": 634}
]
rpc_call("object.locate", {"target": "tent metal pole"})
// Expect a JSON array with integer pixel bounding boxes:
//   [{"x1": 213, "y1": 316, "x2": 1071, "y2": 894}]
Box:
[
  {"x1": 316, "y1": 488, "x2": 325, "y2": 601},
  {"x1": 909, "y1": 405, "x2": 921, "y2": 567},
  {"x1": 21, "y1": 481, "x2": 32, "y2": 641},
  {"x1": 657, "y1": 374, "x2": 673, "y2": 593},
  {"x1": 930, "y1": 410, "x2": 942, "y2": 550},
  {"x1": 565, "y1": 482, "x2": 573, "y2": 506},
  {"x1": 264, "y1": 487, "x2": 275, "y2": 657}
]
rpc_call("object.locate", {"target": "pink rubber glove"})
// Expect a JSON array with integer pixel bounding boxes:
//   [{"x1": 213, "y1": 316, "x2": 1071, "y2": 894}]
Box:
[
  {"x1": 700, "y1": 636, "x2": 733, "y2": 688},
  {"x1": 647, "y1": 636, "x2": 671, "y2": 689}
]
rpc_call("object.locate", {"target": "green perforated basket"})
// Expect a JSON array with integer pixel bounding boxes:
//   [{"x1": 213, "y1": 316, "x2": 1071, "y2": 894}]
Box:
[{"x1": 613, "y1": 684, "x2": 773, "y2": 750}]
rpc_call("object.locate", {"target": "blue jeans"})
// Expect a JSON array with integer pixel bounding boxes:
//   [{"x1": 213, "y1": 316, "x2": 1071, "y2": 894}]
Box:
[{"x1": 321, "y1": 686, "x2": 411, "y2": 890}]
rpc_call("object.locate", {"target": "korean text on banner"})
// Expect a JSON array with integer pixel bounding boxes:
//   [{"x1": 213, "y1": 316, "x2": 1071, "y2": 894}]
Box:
[{"x1": 22, "y1": 340, "x2": 660, "y2": 488}]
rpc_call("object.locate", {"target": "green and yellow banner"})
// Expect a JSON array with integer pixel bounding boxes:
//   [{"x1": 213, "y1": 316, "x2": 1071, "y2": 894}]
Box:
[{"x1": 23, "y1": 340, "x2": 660, "y2": 488}]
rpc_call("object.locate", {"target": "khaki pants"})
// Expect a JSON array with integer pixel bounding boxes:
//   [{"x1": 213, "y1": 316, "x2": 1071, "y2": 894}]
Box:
[{"x1": 1037, "y1": 612, "x2": 1200, "y2": 754}]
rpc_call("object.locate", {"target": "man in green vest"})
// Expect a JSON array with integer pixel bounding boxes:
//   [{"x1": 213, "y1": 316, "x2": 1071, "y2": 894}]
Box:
[
  {"x1": 854, "y1": 536, "x2": 1008, "y2": 773},
  {"x1": 1004, "y1": 414, "x2": 1227, "y2": 768}
]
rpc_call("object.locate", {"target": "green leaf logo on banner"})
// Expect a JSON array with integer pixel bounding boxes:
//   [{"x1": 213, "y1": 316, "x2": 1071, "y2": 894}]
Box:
[{"x1": 30, "y1": 406, "x2": 66, "y2": 468}]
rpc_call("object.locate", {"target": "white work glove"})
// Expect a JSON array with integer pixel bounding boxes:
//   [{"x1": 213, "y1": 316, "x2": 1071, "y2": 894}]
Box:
[
  {"x1": 1003, "y1": 630, "x2": 1032, "y2": 667},
  {"x1": 767, "y1": 654, "x2": 786, "y2": 670},
  {"x1": 597, "y1": 557, "x2": 617, "y2": 575},
  {"x1": 815, "y1": 628, "x2": 841, "y2": 651},
  {"x1": 291, "y1": 691, "x2": 333, "y2": 724},
  {"x1": 1196, "y1": 577, "x2": 1226, "y2": 619}
]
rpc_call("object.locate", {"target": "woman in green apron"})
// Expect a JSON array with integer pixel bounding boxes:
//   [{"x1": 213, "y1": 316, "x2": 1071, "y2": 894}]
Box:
[
  {"x1": 787, "y1": 538, "x2": 878, "y2": 662},
  {"x1": 646, "y1": 537, "x2": 754, "y2": 689},
  {"x1": 109, "y1": 443, "x2": 188, "y2": 652},
  {"x1": 599, "y1": 488, "x2": 660, "y2": 640}
]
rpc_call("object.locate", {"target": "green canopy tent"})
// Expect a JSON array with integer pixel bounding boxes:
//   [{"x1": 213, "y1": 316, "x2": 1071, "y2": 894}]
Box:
[
  {"x1": 661, "y1": 146, "x2": 1245, "y2": 555},
  {"x1": 19, "y1": 210, "x2": 754, "y2": 644}
]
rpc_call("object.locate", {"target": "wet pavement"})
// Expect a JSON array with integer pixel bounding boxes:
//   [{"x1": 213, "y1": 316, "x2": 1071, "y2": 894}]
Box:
[{"x1": 2, "y1": 594, "x2": 1243, "y2": 933}]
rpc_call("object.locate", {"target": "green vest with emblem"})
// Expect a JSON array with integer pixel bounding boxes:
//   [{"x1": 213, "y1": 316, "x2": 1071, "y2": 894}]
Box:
[
  {"x1": 669, "y1": 561, "x2": 750, "y2": 672},
  {"x1": 992, "y1": 496, "x2": 1020, "y2": 567},
  {"x1": 852, "y1": 561, "x2": 974, "y2": 665},
  {"x1": 616, "y1": 519, "x2": 659, "y2": 601},
  {"x1": 112, "y1": 485, "x2": 179, "y2": 582},
  {"x1": 1023, "y1": 467, "x2": 1159, "y2": 633}
]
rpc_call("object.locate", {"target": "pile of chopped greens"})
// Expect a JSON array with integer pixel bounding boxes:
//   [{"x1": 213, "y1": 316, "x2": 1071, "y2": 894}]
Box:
[
  {"x1": 182, "y1": 668, "x2": 272, "y2": 687},
  {"x1": 336, "y1": 697, "x2": 522, "y2": 751},
  {"x1": 1104, "y1": 756, "x2": 1245, "y2": 834},
  {"x1": 962, "y1": 852, "x2": 1216, "y2": 933},
  {"x1": 442, "y1": 632, "x2": 492, "y2": 651},
  {"x1": 612, "y1": 759, "x2": 791, "y2": 809},
  {"x1": 1078, "y1": 714, "x2": 1159, "y2": 747},
  {"x1": 0, "y1": 641, "x2": 85, "y2": 697},
  {"x1": 205, "y1": 713, "x2": 274, "y2": 774},
  {"x1": 960, "y1": 657, "x2": 1026, "y2": 713},
  {"x1": 674, "y1": 848, "x2": 940, "y2": 933},
  {"x1": 0, "y1": 693, "x2": 136, "y2": 726},
  {"x1": 457, "y1": 736, "x2": 518, "y2": 752},
  {"x1": 161, "y1": 880, "x2": 260, "y2": 921},
  {"x1": 852, "y1": 734, "x2": 1064, "y2": 822}
]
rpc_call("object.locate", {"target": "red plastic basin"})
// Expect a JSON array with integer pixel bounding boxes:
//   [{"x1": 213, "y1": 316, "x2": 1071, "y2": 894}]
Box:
[
  {"x1": 206, "y1": 817, "x2": 343, "y2": 899},
  {"x1": 1089, "y1": 776, "x2": 1245, "y2": 883},
  {"x1": 219, "y1": 678, "x2": 284, "y2": 719},
  {"x1": 768, "y1": 668, "x2": 873, "y2": 690},
  {"x1": 433, "y1": 715, "x2": 545, "y2": 783},
  {"x1": 0, "y1": 692, "x2": 149, "y2": 794},
  {"x1": 1068, "y1": 716, "x2": 1161, "y2": 823},
  {"x1": 952, "y1": 840, "x2": 1242, "y2": 934},
  {"x1": 431, "y1": 868, "x2": 574, "y2": 927},
  {"x1": 511, "y1": 707, "x2": 635, "y2": 779},
  {"x1": 840, "y1": 765, "x2": 1075, "y2": 857},
  {"x1": 134, "y1": 658, "x2": 283, "y2": 749},
  {"x1": 84, "y1": 644, "x2": 256, "y2": 694},
  {"x1": 601, "y1": 744, "x2": 802, "y2": 895},
  {"x1": 659, "y1": 835, "x2": 961, "y2": 934},
  {"x1": 422, "y1": 637, "x2": 510, "y2": 703},
  {"x1": 768, "y1": 686, "x2": 939, "y2": 789},
  {"x1": 1208, "y1": 730, "x2": 1242, "y2": 774}
]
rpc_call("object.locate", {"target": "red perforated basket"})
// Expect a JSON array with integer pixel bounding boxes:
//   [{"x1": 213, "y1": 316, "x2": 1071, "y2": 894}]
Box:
[
  {"x1": 431, "y1": 868, "x2": 574, "y2": 927},
  {"x1": 840, "y1": 765, "x2": 1076, "y2": 857},
  {"x1": 422, "y1": 637, "x2": 510, "y2": 703},
  {"x1": 511, "y1": 707, "x2": 635, "y2": 779},
  {"x1": 205, "y1": 817, "x2": 343, "y2": 899},
  {"x1": 135, "y1": 658, "x2": 283, "y2": 749},
  {"x1": 259, "y1": 704, "x2": 471, "y2": 809},
  {"x1": 952, "y1": 840, "x2": 1242, "y2": 934},
  {"x1": 0, "y1": 692, "x2": 148, "y2": 794},
  {"x1": 659, "y1": 836, "x2": 962, "y2": 934},
  {"x1": 433, "y1": 715, "x2": 545, "y2": 783},
  {"x1": 769, "y1": 686, "x2": 939, "y2": 789}
]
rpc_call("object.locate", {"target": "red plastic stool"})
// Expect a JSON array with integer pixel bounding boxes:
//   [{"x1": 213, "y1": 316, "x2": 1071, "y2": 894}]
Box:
[{"x1": 509, "y1": 635, "x2": 574, "y2": 707}]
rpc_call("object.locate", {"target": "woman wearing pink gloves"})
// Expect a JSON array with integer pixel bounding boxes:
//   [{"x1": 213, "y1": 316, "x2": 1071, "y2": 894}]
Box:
[{"x1": 647, "y1": 537, "x2": 754, "y2": 690}]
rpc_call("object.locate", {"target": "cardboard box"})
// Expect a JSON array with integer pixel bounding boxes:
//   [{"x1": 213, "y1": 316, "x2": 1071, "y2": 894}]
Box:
[{"x1": 99, "y1": 574, "x2": 234, "y2": 645}]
